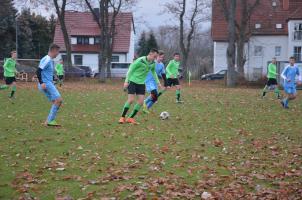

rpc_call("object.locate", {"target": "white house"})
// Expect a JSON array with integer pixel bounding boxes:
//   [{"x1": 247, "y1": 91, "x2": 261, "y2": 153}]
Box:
[
  {"x1": 212, "y1": 0, "x2": 302, "y2": 81},
  {"x1": 53, "y1": 10, "x2": 135, "y2": 77}
]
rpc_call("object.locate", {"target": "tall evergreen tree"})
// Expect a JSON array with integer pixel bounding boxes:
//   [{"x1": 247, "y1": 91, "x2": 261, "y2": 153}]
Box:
[
  {"x1": 137, "y1": 32, "x2": 148, "y2": 57},
  {"x1": 146, "y1": 32, "x2": 158, "y2": 52},
  {"x1": 17, "y1": 9, "x2": 34, "y2": 58},
  {"x1": 0, "y1": 0, "x2": 17, "y2": 59}
]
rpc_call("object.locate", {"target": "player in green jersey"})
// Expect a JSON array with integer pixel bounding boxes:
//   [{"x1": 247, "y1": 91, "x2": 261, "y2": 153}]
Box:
[
  {"x1": 262, "y1": 57, "x2": 281, "y2": 99},
  {"x1": 166, "y1": 53, "x2": 183, "y2": 103},
  {"x1": 55, "y1": 59, "x2": 64, "y2": 87},
  {"x1": 0, "y1": 50, "x2": 18, "y2": 100},
  {"x1": 119, "y1": 48, "x2": 162, "y2": 125}
]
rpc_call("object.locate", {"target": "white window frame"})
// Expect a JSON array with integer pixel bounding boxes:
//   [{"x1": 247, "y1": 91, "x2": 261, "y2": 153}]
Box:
[
  {"x1": 255, "y1": 23, "x2": 261, "y2": 29},
  {"x1": 276, "y1": 24, "x2": 282, "y2": 29},
  {"x1": 294, "y1": 46, "x2": 302, "y2": 62},
  {"x1": 293, "y1": 23, "x2": 302, "y2": 41},
  {"x1": 275, "y1": 46, "x2": 281, "y2": 57}
]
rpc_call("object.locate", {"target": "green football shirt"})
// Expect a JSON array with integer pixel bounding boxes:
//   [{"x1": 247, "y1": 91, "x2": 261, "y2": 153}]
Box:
[
  {"x1": 267, "y1": 63, "x2": 277, "y2": 79},
  {"x1": 166, "y1": 59, "x2": 180, "y2": 78},
  {"x1": 55, "y1": 63, "x2": 64, "y2": 76},
  {"x1": 125, "y1": 56, "x2": 159, "y2": 85},
  {"x1": 3, "y1": 58, "x2": 17, "y2": 77}
]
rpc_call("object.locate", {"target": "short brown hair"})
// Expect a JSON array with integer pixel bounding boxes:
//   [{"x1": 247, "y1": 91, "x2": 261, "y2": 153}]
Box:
[
  {"x1": 158, "y1": 50, "x2": 165, "y2": 56},
  {"x1": 290, "y1": 56, "x2": 296, "y2": 60},
  {"x1": 149, "y1": 48, "x2": 159, "y2": 54},
  {"x1": 49, "y1": 43, "x2": 60, "y2": 51},
  {"x1": 11, "y1": 50, "x2": 16, "y2": 55}
]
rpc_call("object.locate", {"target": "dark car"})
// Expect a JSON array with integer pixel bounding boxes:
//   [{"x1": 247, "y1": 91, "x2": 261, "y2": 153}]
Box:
[
  {"x1": 78, "y1": 66, "x2": 92, "y2": 77},
  {"x1": 64, "y1": 66, "x2": 85, "y2": 78},
  {"x1": 201, "y1": 70, "x2": 227, "y2": 80}
]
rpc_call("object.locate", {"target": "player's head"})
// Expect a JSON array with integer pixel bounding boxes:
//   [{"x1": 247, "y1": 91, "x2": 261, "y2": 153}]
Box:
[
  {"x1": 148, "y1": 48, "x2": 159, "y2": 61},
  {"x1": 59, "y1": 59, "x2": 64, "y2": 64},
  {"x1": 11, "y1": 50, "x2": 17, "y2": 59},
  {"x1": 173, "y1": 53, "x2": 180, "y2": 61},
  {"x1": 289, "y1": 56, "x2": 296, "y2": 65},
  {"x1": 48, "y1": 43, "x2": 60, "y2": 59},
  {"x1": 157, "y1": 50, "x2": 165, "y2": 62},
  {"x1": 272, "y1": 57, "x2": 276, "y2": 64}
]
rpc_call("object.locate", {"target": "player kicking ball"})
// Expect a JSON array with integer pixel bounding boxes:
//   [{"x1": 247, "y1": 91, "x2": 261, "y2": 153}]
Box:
[
  {"x1": 262, "y1": 57, "x2": 281, "y2": 99},
  {"x1": 0, "y1": 50, "x2": 18, "y2": 101},
  {"x1": 280, "y1": 57, "x2": 302, "y2": 109},
  {"x1": 143, "y1": 50, "x2": 168, "y2": 114},
  {"x1": 166, "y1": 53, "x2": 183, "y2": 103},
  {"x1": 119, "y1": 48, "x2": 162, "y2": 125},
  {"x1": 37, "y1": 44, "x2": 63, "y2": 127}
]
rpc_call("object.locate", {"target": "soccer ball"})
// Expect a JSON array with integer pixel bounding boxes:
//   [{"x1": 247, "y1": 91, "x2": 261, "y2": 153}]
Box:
[{"x1": 160, "y1": 111, "x2": 170, "y2": 120}]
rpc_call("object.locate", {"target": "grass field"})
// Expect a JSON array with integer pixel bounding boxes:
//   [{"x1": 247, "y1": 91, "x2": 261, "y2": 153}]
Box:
[{"x1": 0, "y1": 80, "x2": 301, "y2": 199}]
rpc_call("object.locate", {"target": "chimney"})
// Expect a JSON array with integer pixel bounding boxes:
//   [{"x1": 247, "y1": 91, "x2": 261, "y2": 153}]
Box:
[
  {"x1": 283, "y1": 0, "x2": 289, "y2": 10},
  {"x1": 93, "y1": 8, "x2": 100, "y2": 21}
]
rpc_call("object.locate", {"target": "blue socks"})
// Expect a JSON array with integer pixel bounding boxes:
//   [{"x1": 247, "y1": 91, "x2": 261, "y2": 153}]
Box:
[{"x1": 47, "y1": 104, "x2": 60, "y2": 122}]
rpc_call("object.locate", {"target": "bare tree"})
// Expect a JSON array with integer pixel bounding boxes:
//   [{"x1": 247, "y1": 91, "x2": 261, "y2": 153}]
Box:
[
  {"x1": 17, "y1": 0, "x2": 73, "y2": 67},
  {"x1": 84, "y1": 0, "x2": 135, "y2": 82},
  {"x1": 218, "y1": 0, "x2": 237, "y2": 87},
  {"x1": 165, "y1": 0, "x2": 210, "y2": 78},
  {"x1": 236, "y1": 0, "x2": 260, "y2": 76}
]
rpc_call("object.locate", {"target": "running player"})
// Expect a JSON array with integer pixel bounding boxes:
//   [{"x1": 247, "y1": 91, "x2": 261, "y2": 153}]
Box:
[
  {"x1": 280, "y1": 57, "x2": 302, "y2": 109},
  {"x1": 262, "y1": 57, "x2": 281, "y2": 99},
  {"x1": 37, "y1": 44, "x2": 63, "y2": 126},
  {"x1": 55, "y1": 59, "x2": 64, "y2": 87},
  {"x1": 166, "y1": 53, "x2": 183, "y2": 103},
  {"x1": 143, "y1": 50, "x2": 167, "y2": 113},
  {"x1": 0, "y1": 50, "x2": 18, "y2": 100},
  {"x1": 119, "y1": 48, "x2": 161, "y2": 125}
]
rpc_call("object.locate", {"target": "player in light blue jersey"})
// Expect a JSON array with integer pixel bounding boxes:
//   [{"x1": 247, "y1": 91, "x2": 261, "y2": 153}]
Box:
[
  {"x1": 280, "y1": 57, "x2": 302, "y2": 109},
  {"x1": 143, "y1": 51, "x2": 167, "y2": 113},
  {"x1": 36, "y1": 44, "x2": 62, "y2": 126}
]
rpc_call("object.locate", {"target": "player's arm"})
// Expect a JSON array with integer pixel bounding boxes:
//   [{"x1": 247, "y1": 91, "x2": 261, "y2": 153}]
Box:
[
  {"x1": 151, "y1": 66, "x2": 160, "y2": 85},
  {"x1": 36, "y1": 59, "x2": 49, "y2": 89},
  {"x1": 281, "y1": 66, "x2": 289, "y2": 82},
  {"x1": 125, "y1": 60, "x2": 138, "y2": 83},
  {"x1": 166, "y1": 61, "x2": 173, "y2": 78},
  {"x1": 160, "y1": 67, "x2": 168, "y2": 87}
]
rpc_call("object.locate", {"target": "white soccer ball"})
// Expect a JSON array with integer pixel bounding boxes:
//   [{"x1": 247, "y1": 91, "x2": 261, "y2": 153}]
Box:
[{"x1": 160, "y1": 111, "x2": 170, "y2": 120}]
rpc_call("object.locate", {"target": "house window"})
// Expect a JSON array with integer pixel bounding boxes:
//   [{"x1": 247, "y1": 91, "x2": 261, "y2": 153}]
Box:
[
  {"x1": 294, "y1": 23, "x2": 302, "y2": 40},
  {"x1": 254, "y1": 46, "x2": 263, "y2": 56},
  {"x1": 255, "y1": 23, "x2": 261, "y2": 29},
  {"x1": 275, "y1": 46, "x2": 281, "y2": 56},
  {"x1": 94, "y1": 37, "x2": 100, "y2": 44},
  {"x1": 74, "y1": 55, "x2": 83, "y2": 65},
  {"x1": 111, "y1": 56, "x2": 119, "y2": 62},
  {"x1": 77, "y1": 37, "x2": 89, "y2": 45},
  {"x1": 294, "y1": 46, "x2": 302, "y2": 62},
  {"x1": 61, "y1": 55, "x2": 67, "y2": 63},
  {"x1": 276, "y1": 24, "x2": 282, "y2": 29}
]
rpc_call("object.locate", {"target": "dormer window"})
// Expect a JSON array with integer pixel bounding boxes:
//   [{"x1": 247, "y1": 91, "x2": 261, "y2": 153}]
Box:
[
  {"x1": 272, "y1": 0, "x2": 277, "y2": 7},
  {"x1": 276, "y1": 24, "x2": 283, "y2": 29},
  {"x1": 255, "y1": 23, "x2": 261, "y2": 29}
]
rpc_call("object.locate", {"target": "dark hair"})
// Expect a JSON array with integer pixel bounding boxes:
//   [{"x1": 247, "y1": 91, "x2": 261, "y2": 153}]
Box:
[
  {"x1": 158, "y1": 50, "x2": 165, "y2": 56},
  {"x1": 174, "y1": 52, "x2": 180, "y2": 56},
  {"x1": 149, "y1": 48, "x2": 159, "y2": 54},
  {"x1": 49, "y1": 43, "x2": 60, "y2": 51},
  {"x1": 11, "y1": 50, "x2": 16, "y2": 55},
  {"x1": 290, "y1": 56, "x2": 296, "y2": 60}
]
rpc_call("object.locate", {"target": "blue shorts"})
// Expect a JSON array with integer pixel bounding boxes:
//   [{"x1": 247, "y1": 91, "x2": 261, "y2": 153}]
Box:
[
  {"x1": 38, "y1": 82, "x2": 61, "y2": 101},
  {"x1": 146, "y1": 81, "x2": 158, "y2": 93},
  {"x1": 284, "y1": 86, "x2": 297, "y2": 95}
]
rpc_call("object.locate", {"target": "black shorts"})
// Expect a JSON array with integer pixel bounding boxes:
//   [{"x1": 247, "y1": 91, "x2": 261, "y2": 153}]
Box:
[
  {"x1": 58, "y1": 75, "x2": 64, "y2": 80},
  {"x1": 266, "y1": 78, "x2": 278, "y2": 86},
  {"x1": 128, "y1": 81, "x2": 145, "y2": 95},
  {"x1": 167, "y1": 78, "x2": 180, "y2": 87},
  {"x1": 4, "y1": 77, "x2": 16, "y2": 85}
]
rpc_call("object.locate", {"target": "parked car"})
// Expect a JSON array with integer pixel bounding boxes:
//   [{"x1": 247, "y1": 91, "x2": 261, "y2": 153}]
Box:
[
  {"x1": 64, "y1": 66, "x2": 85, "y2": 78},
  {"x1": 78, "y1": 66, "x2": 93, "y2": 77},
  {"x1": 201, "y1": 70, "x2": 227, "y2": 80}
]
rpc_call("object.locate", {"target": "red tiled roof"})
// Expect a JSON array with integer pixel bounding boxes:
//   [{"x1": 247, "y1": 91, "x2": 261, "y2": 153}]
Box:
[
  {"x1": 54, "y1": 11, "x2": 133, "y2": 53},
  {"x1": 212, "y1": 0, "x2": 302, "y2": 41}
]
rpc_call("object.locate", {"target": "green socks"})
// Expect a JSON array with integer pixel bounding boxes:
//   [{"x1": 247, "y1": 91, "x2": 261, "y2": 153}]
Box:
[
  {"x1": 176, "y1": 89, "x2": 181, "y2": 101},
  {"x1": 10, "y1": 85, "x2": 16, "y2": 98},
  {"x1": 129, "y1": 104, "x2": 142, "y2": 118},
  {"x1": 121, "y1": 102, "x2": 131, "y2": 117},
  {"x1": 0, "y1": 85, "x2": 9, "y2": 90},
  {"x1": 262, "y1": 86, "x2": 268, "y2": 97},
  {"x1": 274, "y1": 88, "x2": 280, "y2": 98}
]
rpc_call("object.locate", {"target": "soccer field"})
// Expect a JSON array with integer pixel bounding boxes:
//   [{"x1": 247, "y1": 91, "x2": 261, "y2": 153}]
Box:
[{"x1": 0, "y1": 80, "x2": 301, "y2": 199}]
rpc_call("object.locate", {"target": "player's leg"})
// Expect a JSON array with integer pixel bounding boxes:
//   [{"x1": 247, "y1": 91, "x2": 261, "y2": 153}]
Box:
[
  {"x1": 175, "y1": 79, "x2": 183, "y2": 103},
  {"x1": 120, "y1": 94, "x2": 135, "y2": 123},
  {"x1": 59, "y1": 75, "x2": 64, "y2": 87},
  {"x1": 262, "y1": 84, "x2": 269, "y2": 97},
  {"x1": 274, "y1": 85, "x2": 281, "y2": 99},
  {"x1": 46, "y1": 84, "x2": 63, "y2": 126},
  {"x1": 127, "y1": 84, "x2": 145, "y2": 124},
  {"x1": 0, "y1": 83, "x2": 9, "y2": 90},
  {"x1": 9, "y1": 81, "x2": 17, "y2": 98},
  {"x1": 281, "y1": 87, "x2": 292, "y2": 109},
  {"x1": 146, "y1": 89, "x2": 158, "y2": 110}
]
